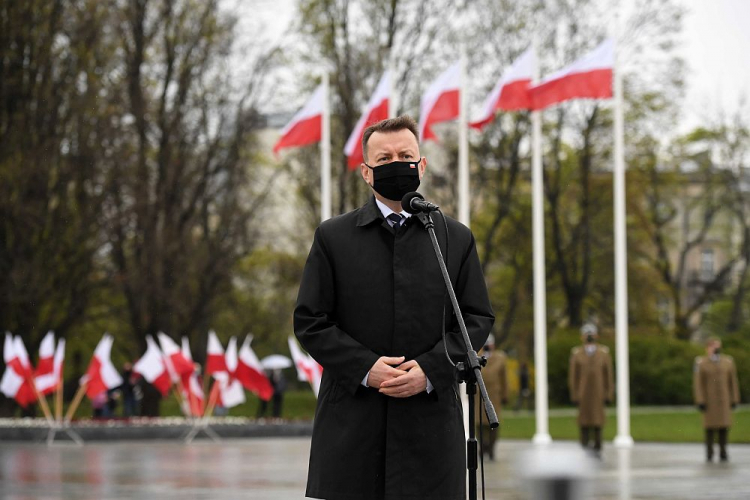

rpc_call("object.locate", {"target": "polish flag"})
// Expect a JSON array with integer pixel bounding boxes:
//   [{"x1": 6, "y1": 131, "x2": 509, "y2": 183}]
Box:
[
  {"x1": 288, "y1": 336, "x2": 323, "y2": 397},
  {"x1": 419, "y1": 61, "x2": 460, "y2": 142},
  {"x1": 236, "y1": 336, "x2": 273, "y2": 401},
  {"x1": 215, "y1": 337, "x2": 246, "y2": 408},
  {"x1": 529, "y1": 38, "x2": 613, "y2": 111},
  {"x1": 470, "y1": 48, "x2": 535, "y2": 130},
  {"x1": 180, "y1": 337, "x2": 204, "y2": 416},
  {"x1": 157, "y1": 332, "x2": 194, "y2": 380},
  {"x1": 36, "y1": 338, "x2": 66, "y2": 396},
  {"x1": 206, "y1": 330, "x2": 228, "y2": 376},
  {"x1": 133, "y1": 335, "x2": 171, "y2": 397},
  {"x1": 1, "y1": 333, "x2": 36, "y2": 407},
  {"x1": 35, "y1": 331, "x2": 56, "y2": 377},
  {"x1": 273, "y1": 83, "x2": 325, "y2": 154},
  {"x1": 344, "y1": 71, "x2": 391, "y2": 169},
  {"x1": 82, "y1": 333, "x2": 123, "y2": 399}
]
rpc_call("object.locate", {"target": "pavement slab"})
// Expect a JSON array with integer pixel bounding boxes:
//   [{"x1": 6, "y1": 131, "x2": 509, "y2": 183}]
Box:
[{"x1": 0, "y1": 438, "x2": 748, "y2": 499}]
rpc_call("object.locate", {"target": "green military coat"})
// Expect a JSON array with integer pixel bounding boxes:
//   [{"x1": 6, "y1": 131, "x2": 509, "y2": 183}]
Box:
[
  {"x1": 568, "y1": 344, "x2": 614, "y2": 427},
  {"x1": 693, "y1": 354, "x2": 740, "y2": 429},
  {"x1": 475, "y1": 349, "x2": 507, "y2": 423}
]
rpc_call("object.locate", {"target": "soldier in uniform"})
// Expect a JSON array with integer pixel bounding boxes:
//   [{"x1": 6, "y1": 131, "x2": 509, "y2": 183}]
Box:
[
  {"x1": 568, "y1": 323, "x2": 613, "y2": 456},
  {"x1": 475, "y1": 334, "x2": 507, "y2": 461},
  {"x1": 693, "y1": 337, "x2": 741, "y2": 462}
]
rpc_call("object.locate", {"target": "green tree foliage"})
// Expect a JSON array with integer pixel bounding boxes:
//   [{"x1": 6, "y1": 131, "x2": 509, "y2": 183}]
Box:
[{"x1": 0, "y1": 0, "x2": 276, "y2": 415}]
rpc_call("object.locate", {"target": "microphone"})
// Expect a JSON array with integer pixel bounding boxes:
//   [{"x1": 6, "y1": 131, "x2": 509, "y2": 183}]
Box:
[{"x1": 401, "y1": 192, "x2": 439, "y2": 214}]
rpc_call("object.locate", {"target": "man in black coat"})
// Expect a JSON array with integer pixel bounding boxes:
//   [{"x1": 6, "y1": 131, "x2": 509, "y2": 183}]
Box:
[{"x1": 294, "y1": 115, "x2": 495, "y2": 500}]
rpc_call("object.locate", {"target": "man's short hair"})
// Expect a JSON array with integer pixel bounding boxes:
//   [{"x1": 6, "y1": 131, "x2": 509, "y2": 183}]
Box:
[
  {"x1": 706, "y1": 336, "x2": 721, "y2": 346},
  {"x1": 361, "y1": 115, "x2": 419, "y2": 163}
]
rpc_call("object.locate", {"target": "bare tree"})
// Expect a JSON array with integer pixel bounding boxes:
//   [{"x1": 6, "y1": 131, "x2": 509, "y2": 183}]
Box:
[{"x1": 102, "y1": 0, "x2": 274, "y2": 357}]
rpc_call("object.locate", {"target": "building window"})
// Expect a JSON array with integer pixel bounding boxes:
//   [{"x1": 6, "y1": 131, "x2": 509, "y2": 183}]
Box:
[{"x1": 701, "y1": 248, "x2": 714, "y2": 281}]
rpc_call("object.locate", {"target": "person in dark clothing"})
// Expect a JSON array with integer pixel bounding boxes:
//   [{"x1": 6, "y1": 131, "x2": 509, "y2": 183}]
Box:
[
  {"x1": 256, "y1": 369, "x2": 287, "y2": 419},
  {"x1": 120, "y1": 362, "x2": 137, "y2": 417},
  {"x1": 294, "y1": 116, "x2": 494, "y2": 500},
  {"x1": 515, "y1": 361, "x2": 531, "y2": 412}
]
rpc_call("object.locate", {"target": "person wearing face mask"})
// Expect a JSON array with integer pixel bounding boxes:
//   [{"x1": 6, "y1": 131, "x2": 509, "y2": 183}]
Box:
[
  {"x1": 693, "y1": 337, "x2": 741, "y2": 462},
  {"x1": 568, "y1": 323, "x2": 614, "y2": 457},
  {"x1": 294, "y1": 115, "x2": 494, "y2": 500}
]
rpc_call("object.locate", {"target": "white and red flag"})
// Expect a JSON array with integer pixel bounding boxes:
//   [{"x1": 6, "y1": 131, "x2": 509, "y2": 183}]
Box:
[
  {"x1": 529, "y1": 38, "x2": 613, "y2": 111},
  {"x1": 273, "y1": 83, "x2": 326, "y2": 154},
  {"x1": 82, "y1": 333, "x2": 123, "y2": 399},
  {"x1": 34, "y1": 331, "x2": 55, "y2": 378},
  {"x1": 157, "y1": 332, "x2": 194, "y2": 380},
  {"x1": 236, "y1": 335, "x2": 273, "y2": 401},
  {"x1": 470, "y1": 48, "x2": 535, "y2": 130},
  {"x1": 215, "y1": 337, "x2": 246, "y2": 408},
  {"x1": 133, "y1": 335, "x2": 171, "y2": 397},
  {"x1": 180, "y1": 337, "x2": 204, "y2": 416},
  {"x1": 344, "y1": 70, "x2": 391, "y2": 169},
  {"x1": 206, "y1": 330, "x2": 228, "y2": 376},
  {"x1": 288, "y1": 336, "x2": 323, "y2": 397},
  {"x1": 35, "y1": 338, "x2": 65, "y2": 396},
  {"x1": 419, "y1": 61, "x2": 461, "y2": 142},
  {"x1": 1, "y1": 333, "x2": 35, "y2": 407}
]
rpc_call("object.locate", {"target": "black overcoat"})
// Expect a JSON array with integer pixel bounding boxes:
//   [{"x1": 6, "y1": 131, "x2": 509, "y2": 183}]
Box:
[{"x1": 294, "y1": 196, "x2": 495, "y2": 500}]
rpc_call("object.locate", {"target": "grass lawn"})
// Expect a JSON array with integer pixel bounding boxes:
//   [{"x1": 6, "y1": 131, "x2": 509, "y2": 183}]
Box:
[
  {"x1": 61, "y1": 389, "x2": 749, "y2": 444},
  {"x1": 499, "y1": 407, "x2": 750, "y2": 443}
]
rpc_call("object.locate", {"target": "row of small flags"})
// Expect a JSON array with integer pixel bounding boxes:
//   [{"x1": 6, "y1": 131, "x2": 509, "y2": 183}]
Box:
[
  {"x1": 0, "y1": 331, "x2": 322, "y2": 420},
  {"x1": 273, "y1": 39, "x2": 614, "y2": 158}
]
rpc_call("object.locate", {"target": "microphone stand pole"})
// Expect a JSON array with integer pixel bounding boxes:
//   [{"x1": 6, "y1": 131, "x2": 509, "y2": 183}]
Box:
[{"x1": 413, "y1": 210, "x2": 499, "y2": 500}]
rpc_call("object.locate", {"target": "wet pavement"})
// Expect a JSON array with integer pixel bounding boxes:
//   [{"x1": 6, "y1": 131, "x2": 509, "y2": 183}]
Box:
[{"x1": 0, "y1": 438, "x2": 748, "y2": 499}]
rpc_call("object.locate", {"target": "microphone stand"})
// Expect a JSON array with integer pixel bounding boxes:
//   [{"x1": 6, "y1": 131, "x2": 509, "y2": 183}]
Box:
[{"x1": 413, "y1": 210, "x2": 499, "y2": 500}]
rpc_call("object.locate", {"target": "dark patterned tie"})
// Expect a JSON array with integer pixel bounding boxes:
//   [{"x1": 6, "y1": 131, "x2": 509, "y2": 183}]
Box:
[{"x1": 386, "y1": 213, "x2": 404, "y2": 229}]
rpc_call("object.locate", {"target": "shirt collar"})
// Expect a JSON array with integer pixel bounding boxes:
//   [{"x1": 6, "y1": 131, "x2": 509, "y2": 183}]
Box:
[
  {"x1": 356, "y1": 196, "x2": 411, "y2": 227},
  {"x1": 375, "y1": 197, "x2": 412, "y2": 220}
]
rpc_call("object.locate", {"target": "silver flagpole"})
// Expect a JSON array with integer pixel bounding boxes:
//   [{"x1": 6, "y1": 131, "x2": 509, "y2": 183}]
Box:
[
  {"x1": 612, "y1": 33, "x2": 634, "y2": 448},
  {"x1": 321, "y1": 72, "x2": 332, "y2": 222},
  {"x1": 531, "y1": 40, "x2": 552, "y2": 446}
]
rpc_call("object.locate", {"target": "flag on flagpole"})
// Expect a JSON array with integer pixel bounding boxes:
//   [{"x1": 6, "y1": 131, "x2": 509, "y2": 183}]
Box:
[
  {"x1": 82, "y1": 333, "x2": 123, "y2": 399},
  {"x1": 157, "y1": 332, "x2": 194, "y2": 380},
  {"x1": 418, "y1": 61, "x2": 461, "y2": 142},
  {"x1": 206, "y1": 330, "x2": 228, "y2": 376},
  {"x1": 36, "y1": 338, "x2": 65, "y2": 396},
  {"x1": 529, "y1": 38, "x2": 613, "y2": 111},
  {"x1": 470, "y1": 48, "x2": 535, "y2": 129},
  {"x1": 214, "y1": 337, "x2": 246, "y2": 408},
  {"x1": 180, "y1": 337, "x2": 204, "y2": 416},
  {"x1": 344, "y1": 71, "x2": 391, "y2": 169},
  {"x1": 288, "y1": 336, "x2": 323, "y2": 397},
  {"x1": 133, "y1": 335, "x2": 171, "y2": 396},
  {"x1": 1, "y1": 333, "x2": 36, "y2": 407},
  {"x1": 35, "y1": 331, "x2": 55, "y2": 378},
  {"x1": 273, "y1": 83, "x2": 326, "y2": 154},
  {"x1": 236, "y1": 336, "x2": 273, "y2": 401}
]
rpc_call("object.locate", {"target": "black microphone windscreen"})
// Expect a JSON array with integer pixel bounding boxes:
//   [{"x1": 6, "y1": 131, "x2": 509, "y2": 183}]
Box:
[{"x1": 401, "y1": 192, "x2": 424, "y2": 214}]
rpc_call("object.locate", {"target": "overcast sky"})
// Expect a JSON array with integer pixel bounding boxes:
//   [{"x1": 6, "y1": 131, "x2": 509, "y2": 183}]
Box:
[
  {"x1": 253, "y1": 0, "x2": 750, "y2": 131},
  {"x1": 681, "y1": 0, "x2": 750, "y2": 128}
]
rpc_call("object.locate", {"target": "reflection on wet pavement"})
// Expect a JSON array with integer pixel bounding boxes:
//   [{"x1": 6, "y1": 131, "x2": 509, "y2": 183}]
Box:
[{"x1": 0, "y1": 439, "x2": 748, "y2": 499}]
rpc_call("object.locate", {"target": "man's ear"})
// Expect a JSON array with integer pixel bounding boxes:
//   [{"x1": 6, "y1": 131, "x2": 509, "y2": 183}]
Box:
[
  {"x1": 360, "y1": 163, "x2": 372, "y2": 185},
  {"x1": 418, "y1": 157, "x2": 427, "y2": 180}
]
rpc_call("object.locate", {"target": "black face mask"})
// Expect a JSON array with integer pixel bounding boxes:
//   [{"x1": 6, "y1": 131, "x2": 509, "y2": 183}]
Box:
[
  {"x1": 365, "y1": 159, "x2": 421, "y2": 202},
  {"x1": 713, "y1": 347, "x2": 721, "y2": 355},
  {"x1": 586, "y1": 335, "x2": 595, "y2": 343}
]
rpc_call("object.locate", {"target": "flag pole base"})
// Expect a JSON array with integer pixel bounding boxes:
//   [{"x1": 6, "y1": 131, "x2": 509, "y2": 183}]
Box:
[
  {"x1": 183, "y1": 418, "x2": 221, "y2": 444},
  {"x1": 532, "y1": 433, "x2": 552, "y2": 446},
  {"x1": 46, "y1": 421, "x2": 84, "y2": 446},
  {"x1": 614, "y1": 434, "x2": 634, "y2": 448}
]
